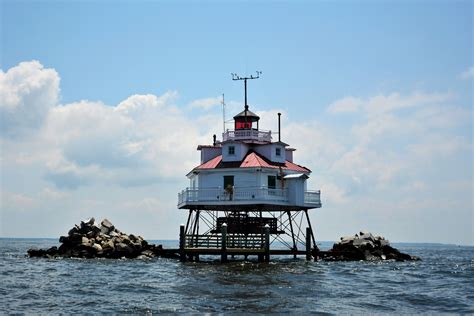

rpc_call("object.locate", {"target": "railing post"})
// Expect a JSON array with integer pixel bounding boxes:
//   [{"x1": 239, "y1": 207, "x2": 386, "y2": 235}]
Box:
[
  {"x1": 306, "y1": 227, "x2": 311, "y2": 261},
  {"x1": 221, "y1": 223, "x2": 227, "y2": 263},
  {"x1": 179, "y1": 224, "x2": 186, "y2": 262},
  {"x1": 264, "y1": 224, "x2": 270, "y2": 262}
]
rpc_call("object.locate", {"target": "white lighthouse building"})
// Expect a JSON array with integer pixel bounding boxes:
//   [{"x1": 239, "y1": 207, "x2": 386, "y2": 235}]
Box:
[{"x1": 177, "y1": 73, "x2": 322, "y2": 262}]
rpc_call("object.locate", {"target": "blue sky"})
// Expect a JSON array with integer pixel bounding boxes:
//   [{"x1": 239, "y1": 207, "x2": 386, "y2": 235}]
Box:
[{"x1": 1, "y1": 0, "x2": 472, "y2": 245}]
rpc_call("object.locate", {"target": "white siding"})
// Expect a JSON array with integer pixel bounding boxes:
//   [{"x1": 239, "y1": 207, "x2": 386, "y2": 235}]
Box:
[
  {"x1": 222, "y1": 142, "x2": 248, "y2": 162},
  {"x1": 286, "y1": 177, "x2": 305, "y2": 206},
  {"x1": 271, "y1": 145, "x2": 286, "y2": 163},
  {"x1": 260, "y1": 169, "x2": 282, "y2": 188},
  {"x1": 254, "y1": 143, "x2": 286, "y2": 163},
  {"x1": 285, "y1": 149, "x2": 294, "y2": 162},
  {"x1": 254, "y1": 144, "x2": 272, "y2": 161},
  {"x1": 197, "y1": 169, "x2": 258, "y2": 188},
  {"x1": 200, "y1": 147, "x2": 222, "y2": 163}
]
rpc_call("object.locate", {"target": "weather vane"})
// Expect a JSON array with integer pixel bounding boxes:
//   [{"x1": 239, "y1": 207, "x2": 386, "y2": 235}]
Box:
[{"x1": 231, "y1": 71, "x2": 262, "y2": 110}]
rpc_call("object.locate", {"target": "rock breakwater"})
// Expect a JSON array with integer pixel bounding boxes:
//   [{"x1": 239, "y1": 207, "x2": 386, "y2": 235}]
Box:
[
  {"x1": 27, "y1": 218, "x2": 176, "y2": 259},
  {"x1": 320, "y1": 231, "x2": 420, "y2": 261}
]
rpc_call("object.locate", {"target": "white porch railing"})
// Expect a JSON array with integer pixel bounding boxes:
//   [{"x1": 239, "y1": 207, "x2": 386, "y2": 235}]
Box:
[
  {"x1": 304, "y1": 190, "x2": 321, "y2": 205},
  {"x1": 178, "y1": 187, "x2": 321, "y2": 207},
  {"x1": 222, "y1": 129, "x2": 272, "y2": 142},
  {"x1": 178, "y1": 186, "x2": 288, "y2": 205}
]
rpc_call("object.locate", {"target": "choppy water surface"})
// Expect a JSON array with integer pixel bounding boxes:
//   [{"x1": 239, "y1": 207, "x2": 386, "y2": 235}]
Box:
[{"x1": 1, "y1": 239, "x2": 473, "y2": 314}]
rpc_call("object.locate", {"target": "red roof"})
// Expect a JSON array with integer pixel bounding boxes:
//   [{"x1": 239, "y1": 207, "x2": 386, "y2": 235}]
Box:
[{"x1": 194, "y1": 151, "x2": 310, "y2": 173}]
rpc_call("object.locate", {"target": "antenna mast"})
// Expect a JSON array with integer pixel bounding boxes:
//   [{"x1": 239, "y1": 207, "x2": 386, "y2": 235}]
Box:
[
  {"x1": 231, "y1": 71, "x2": 262, "y2": 111},
  {"x1": 221, "y1": 93, "x2": 226, "y2": 134}
]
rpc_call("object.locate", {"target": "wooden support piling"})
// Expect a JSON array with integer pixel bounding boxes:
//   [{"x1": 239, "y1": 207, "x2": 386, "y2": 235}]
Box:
[
  {"x1": 264, "y1": 224, "x2": 270, "y2": 262},
  {"x1": 179, "y1": 225, "x2": 186, "y2": 262},
  {"x1": 221, "y1": 223, "x2": 227, "y2": 263},
  {"x1": 306, "y1": 227, "x2": 311, "y2": 261}
]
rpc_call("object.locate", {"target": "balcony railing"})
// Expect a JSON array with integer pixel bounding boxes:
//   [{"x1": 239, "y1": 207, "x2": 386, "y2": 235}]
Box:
[
  {"x1": 304, "y1": 190, "x2": 321, "y2": 204},
  {"x1": 178, "y1": 187, "x2": 321, "y2": 208},
  {"x1": 222, "y1": 129, "x2": 272, "y2": 142},
  {"x1": 178, "y1": 187, "x2": 288, "y2": 205}
]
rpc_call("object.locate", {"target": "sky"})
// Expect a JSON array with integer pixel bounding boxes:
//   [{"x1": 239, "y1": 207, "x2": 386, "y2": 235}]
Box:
[{"x1": 0, "y1": 0, "x2": 472, "y2": 245}]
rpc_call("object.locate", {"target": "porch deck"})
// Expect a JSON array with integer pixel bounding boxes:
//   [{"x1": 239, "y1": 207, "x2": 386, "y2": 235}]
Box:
[{"x1": 177, "y1": 186, "x2": 321, "y2": 210}]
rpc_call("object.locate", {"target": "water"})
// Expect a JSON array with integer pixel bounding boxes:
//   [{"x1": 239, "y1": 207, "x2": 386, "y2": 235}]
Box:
[{"x1": 1, "y1": 239, "x2": 473, "y2": 314}]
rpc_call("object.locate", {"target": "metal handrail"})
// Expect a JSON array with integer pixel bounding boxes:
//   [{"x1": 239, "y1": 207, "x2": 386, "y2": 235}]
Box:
[
  {"x1": 178, "y1": 186, "x2": 288, "y2": 204},
  {"x1": 178, "y1": 187, "x2": 321, "y2": 206},
  {"x1": 222, "y1": 129, "x2": 272, "y2": 142},
  {"x1": 185, "y1": 233, "x2": 265, "y2": 249}
]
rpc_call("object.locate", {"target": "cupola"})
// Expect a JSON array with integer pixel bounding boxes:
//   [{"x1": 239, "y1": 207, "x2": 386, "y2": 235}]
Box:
[{"x1": 233, "y1": 105, "x2": 260, "y2": 130}]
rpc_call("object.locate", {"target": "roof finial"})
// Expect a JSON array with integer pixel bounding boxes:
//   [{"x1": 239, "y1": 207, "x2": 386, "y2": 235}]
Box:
[{"x1": 231, "y1": 71, "x2": 262, "y2": 111}]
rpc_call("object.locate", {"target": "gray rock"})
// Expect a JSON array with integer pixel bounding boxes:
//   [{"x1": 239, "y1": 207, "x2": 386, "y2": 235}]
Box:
[
  {"x1": 140, "y1": 250, "x2": 155, "y2": 258},
  {"x1": 136, "y1": 255, "x2": 150, "y2": 260},
  {"x1": 85, "y1": 217, "x2": 95, "y2": 225},
  {"x1": 102, "y1": 240, "x2": 115, "y2": 250},
  {"x1": 101, "y1": 218, "x2": 114, "y2": 233},
  {"x1": 115, "y1": 242, "x2": 133, "y2": 256},
  {"x1": 68, "y1": 226, "x2": 79, "y2": 236},
  {"x1": 81, "y1": 237, "x2": 90, "y2": 245},
  {"x1": 69, "y1": 233, "x2": 84, "y2": 244},
  {"x1": 340, "y1": 235, "x2": 356, "y2": 244},
  {"x1": 353, "y1": 238, "x2": 374, "y2": 249},
  {"x1": 360, "y1": 232, "x2": 375, "y2": 242},
  {"x1": 100, "y1": 226, "x2": 109, "y2": 234},
  {"x1": 92, "y1": 243, "x2": 103, "y2": 252}
]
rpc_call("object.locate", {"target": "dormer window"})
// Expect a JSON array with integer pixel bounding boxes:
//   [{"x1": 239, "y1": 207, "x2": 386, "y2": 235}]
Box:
[
  {"x1": 228, "y1": 146, "x2": 235, "y2": 155},
  {"x1": 275, "y1": 147, "x2": 281, "y2": 156}
]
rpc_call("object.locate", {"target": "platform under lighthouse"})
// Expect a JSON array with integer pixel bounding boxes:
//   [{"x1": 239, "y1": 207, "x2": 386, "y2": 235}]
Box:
[{"x1": 177, "y1": 72, "x2": 322, "y2": 262}]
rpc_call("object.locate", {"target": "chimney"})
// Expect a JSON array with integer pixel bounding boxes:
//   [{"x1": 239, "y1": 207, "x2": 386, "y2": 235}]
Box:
[{"x1": 278, "y1": 113, "x2": 281, "y2": 142}]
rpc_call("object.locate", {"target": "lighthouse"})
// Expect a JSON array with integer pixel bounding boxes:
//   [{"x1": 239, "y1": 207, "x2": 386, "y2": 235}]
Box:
[{"x1": 177, "y1": 72, "x2": 322, "y2": 262}]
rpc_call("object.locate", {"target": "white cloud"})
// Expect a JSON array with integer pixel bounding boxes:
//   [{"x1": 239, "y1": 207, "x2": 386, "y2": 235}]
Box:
[
  {"x1": 363, "y1": 91, "x2": 453, "y2": 116},
  {"x1": 326, "y1": 91, "x2": 454, "y2": 117},
  {"x1": 39, "y1": 187, "x2": 69, "y2": 200},
  {"x1": 0, "y1": 60, "x2": 60, "y2": 137},
  {"x1": 1, "y1": 191, "x2": 35, "y2": 209},
  {"x1": 327, "y1": 96, "x2": 363, "y2": 113},
  {"x1": 188, "y1": 96, "x2": 222, "y2": 110},
  {"x1": 115, "y1": 92, "x2": 177, "y2": 116},
  {"x1": 460, "y1": 66, "x2": 474, "y2": 79}
]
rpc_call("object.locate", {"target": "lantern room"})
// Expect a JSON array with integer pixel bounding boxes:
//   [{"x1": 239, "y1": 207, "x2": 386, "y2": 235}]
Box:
[{"x1": 233, "y1": 105, "x2": 260, "y2": 130}]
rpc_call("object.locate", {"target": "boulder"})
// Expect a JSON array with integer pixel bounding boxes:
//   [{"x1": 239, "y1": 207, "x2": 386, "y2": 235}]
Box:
[
  {"x1": 114, "y1": 242, "x2": 134, "y2": 258},
  {"x1": 27, "y1": 217, "x2": 166, "y2": 259},
  {"x1": 68, "y1": 226, "x2": 79, "y2": 236},
  {"x1": 80, "y1": 236, "x2": 90, "y2": 246},
  {"x1": 140, "y1": 250, "x2": 155, "y2": 258},
  {"x1": 69, "y1": 233, "x2": 84, "y2": 245},
  {"x1": 92, "y1": 243, "x2": 103, "y2": 253},
  {"x1": 100, "y1": 219, "x2": 114, "y2": 233},
  {"x1": 321, "y1": 231, "x2": 420, "y2": 262}
]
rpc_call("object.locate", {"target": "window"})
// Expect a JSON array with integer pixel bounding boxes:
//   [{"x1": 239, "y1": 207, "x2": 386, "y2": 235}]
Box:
[
  {"x1": 268, "y1": 176, "x2": 276, "y2": 189},
  {"x1": 228, "y1": 145, "x2": 235, "y2": 155},
  {"x1": 275, "y1": 147, "x2": 281, "y2": 156}
]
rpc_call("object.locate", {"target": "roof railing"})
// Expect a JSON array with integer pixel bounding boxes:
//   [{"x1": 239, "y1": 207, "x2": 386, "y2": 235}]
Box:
[{"x1": 222, "y1": 129, "x2": 272, "y2": 142}]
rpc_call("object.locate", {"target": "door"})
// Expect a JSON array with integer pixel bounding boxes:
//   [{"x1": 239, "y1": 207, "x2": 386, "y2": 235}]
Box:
[
  {"x1": 224, "y1": 176, "x2": 234, "y2": 200},
  {"x1": 224, "y1": 175, "x2": 234, "y2": 189}
]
